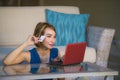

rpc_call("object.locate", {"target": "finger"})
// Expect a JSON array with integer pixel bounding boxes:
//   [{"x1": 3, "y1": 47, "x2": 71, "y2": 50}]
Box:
[{"x1": 32, "y1": 36, "x2": 39, "y2": 43}]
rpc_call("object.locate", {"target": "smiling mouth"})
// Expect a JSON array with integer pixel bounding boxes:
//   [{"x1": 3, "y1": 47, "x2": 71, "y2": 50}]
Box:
[{"x1": 49, "y1": 44, "x2": 54, "y2": 47}]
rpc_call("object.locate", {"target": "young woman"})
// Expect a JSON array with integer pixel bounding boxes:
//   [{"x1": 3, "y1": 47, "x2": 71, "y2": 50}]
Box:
[{"x1": 3, "y1": 22, "x2": 61, "y2": 65}]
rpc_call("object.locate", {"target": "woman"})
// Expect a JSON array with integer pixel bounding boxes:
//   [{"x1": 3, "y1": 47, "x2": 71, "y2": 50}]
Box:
[{"x1": 3, "y1": 22, "x2": 61, "y2": 65}]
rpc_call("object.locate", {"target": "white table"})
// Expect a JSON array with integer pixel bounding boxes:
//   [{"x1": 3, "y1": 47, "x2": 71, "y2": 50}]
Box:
[{"x1": 0, "y1": 62, "x2": 118, "y2": 80}]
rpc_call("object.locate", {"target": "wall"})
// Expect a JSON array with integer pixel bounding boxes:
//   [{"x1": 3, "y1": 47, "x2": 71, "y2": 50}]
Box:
[
  {"x1": 44, "y1": 0, "x2": 120, "y2": 45},
  {"x1": 0, "y1": 0, "x2": 120, "y2": 42}
]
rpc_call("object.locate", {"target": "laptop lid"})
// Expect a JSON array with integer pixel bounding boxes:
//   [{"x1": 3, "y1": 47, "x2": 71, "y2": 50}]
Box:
[{"x1": 63, "y1": 42, "x2": 86, "y2": 65}]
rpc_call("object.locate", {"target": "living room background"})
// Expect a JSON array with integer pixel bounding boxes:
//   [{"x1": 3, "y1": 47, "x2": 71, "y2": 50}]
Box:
[
  {"x1": 0, "y1": 0, "x2": 120, "y2": 46},
  {"x1": 0, "y1": 0, "x2": 120, "y2": 79}
]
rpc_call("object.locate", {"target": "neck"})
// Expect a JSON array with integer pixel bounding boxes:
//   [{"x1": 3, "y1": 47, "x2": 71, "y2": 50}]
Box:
[{"x1": 37, "y1": 46, "x2": 50, "y2": 56}]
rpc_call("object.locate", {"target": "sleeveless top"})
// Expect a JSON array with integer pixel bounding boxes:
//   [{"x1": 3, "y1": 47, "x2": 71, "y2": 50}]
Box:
[
  {"x1": 29, "y1": 48, "x2": 58, "y2": 80},
  {"x1": 29, "y1": 48, "x2": 58, "y2": 64}
]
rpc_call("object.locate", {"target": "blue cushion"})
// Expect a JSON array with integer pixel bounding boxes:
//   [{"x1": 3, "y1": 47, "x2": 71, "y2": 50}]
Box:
[{"x1": 46, "y1": 9, "x2": 90, "y2": 46}]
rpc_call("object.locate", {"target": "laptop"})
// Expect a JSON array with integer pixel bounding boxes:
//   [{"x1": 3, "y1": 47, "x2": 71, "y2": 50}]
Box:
[{"x1": 50, "y1": 42, "x2": 86, "y2": 66}]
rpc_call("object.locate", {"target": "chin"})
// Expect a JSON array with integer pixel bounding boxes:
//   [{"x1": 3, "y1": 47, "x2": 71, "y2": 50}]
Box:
[
  {"x1": 48, "y1": 46, "x2": 53, "y2": 49},
  {"x1": 48, "y1": 47, "x2": 53, "y2": 49}
]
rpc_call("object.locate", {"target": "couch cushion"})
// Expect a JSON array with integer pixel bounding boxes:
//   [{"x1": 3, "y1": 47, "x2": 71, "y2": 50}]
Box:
[
  {"x1": 55, "y1": 46, "x2": 96, "y2": 63},
  {"x1": 46, "y1": 9, "x2": 90, "y2": 46},
  {"x1": 87, "y1": 26, "x2": 115, "y2": 67}
]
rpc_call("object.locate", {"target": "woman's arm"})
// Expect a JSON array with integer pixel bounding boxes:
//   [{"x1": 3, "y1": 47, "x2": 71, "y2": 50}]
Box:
[
  {"x1": 3, "y1": 35, "x2": 38, "y2": 65},
  {"x1": 3, "y1": 42, "x2": 29, "y2": 65}
]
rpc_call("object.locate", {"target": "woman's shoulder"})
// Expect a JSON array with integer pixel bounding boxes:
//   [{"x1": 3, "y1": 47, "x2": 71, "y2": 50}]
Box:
[
  {"x1": 50, "y1": 48, "x2": 58, "y2": 57},
  {"x1": 29, "y1": 48, "x2": 37, "y2": 53}
]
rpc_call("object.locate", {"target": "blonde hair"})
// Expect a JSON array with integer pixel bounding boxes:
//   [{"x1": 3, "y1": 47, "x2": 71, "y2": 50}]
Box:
[{"x1": 33, "y1": 22, "x2": 56, "y2": 47}]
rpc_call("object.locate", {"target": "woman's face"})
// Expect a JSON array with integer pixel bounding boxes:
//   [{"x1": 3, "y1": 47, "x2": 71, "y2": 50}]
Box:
[{"x1": 42, "y1": 28, "x2": 56, "y2": 49}]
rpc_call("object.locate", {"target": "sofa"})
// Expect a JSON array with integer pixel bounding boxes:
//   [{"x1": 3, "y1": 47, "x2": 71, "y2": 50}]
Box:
[{"x1": 0, "y1": 6, "x2": 115, "y2": 69}]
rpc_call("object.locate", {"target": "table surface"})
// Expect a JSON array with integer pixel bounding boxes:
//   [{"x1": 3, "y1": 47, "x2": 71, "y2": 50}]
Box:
[{"x1": 0, "y1": 62, "x2": 118, "y2": 80}]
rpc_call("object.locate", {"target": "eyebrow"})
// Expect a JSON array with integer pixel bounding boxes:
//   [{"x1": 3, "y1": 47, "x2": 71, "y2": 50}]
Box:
[
  {"x1": 46, "y1": 33, "x2": 56, "y2": 37},
  {"x1": 46, "y1": 33, "x2": 52, "y2": 35}
]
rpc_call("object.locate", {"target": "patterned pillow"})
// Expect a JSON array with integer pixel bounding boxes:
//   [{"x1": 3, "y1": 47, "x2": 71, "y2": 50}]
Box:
[{"x1": 46, "y1": 9, "x2": 90, "y2": 46}]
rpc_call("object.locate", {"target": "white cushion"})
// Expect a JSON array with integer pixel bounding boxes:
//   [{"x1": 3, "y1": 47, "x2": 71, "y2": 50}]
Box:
[
  {"x1": 55, "y1": 46, "x2": 96, "y2": 63},
  {"x1": 84, "y1": 47, "x2": 96, "y2": 63}
]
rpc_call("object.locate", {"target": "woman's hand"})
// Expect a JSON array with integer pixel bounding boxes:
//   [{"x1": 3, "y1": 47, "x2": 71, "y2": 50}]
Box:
[
  {"x1": 25, "y1": 35, "x2": 39, "y2": 46},
  {"x1": 52, "y1": 51, "x2": 62, "y2": 62}
]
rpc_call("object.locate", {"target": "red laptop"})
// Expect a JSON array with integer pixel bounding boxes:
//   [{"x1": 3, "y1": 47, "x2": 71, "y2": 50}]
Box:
[{"x1": 50, "y1": 42, "x2": 86, "y2": 66}]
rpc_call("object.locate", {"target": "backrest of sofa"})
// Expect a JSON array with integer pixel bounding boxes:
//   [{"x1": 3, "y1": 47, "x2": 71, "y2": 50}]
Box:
[{"x1": 0, "y1": 6, "x2": 80, "y2": 46}]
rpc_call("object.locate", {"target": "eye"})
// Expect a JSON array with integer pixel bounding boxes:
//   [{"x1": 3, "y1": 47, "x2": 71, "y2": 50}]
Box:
[{"x1": 47, "y1": 35, "x2": 51, "y2": 38}]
